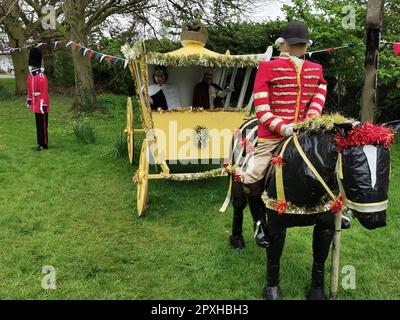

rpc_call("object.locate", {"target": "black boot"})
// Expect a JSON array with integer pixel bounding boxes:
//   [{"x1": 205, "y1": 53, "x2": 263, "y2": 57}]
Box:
[
  {"x1": 230, "y1": 207, "x2": 246, "y2": 249},
  {"x1": 264, "y1": 225, "x2": 286, "y2": 300},
  {"x1": 308, "y1": 226, "x2": 334, "y2": 300},
  {"x1": 308, "y1": 262, "x2": 326, "y2": 300},
  {"x1": 247, "y1": 195, "x2": 270, "y2": 248}
]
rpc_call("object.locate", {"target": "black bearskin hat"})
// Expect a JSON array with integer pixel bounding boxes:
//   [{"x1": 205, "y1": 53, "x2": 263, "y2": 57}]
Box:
[{"x1": 28, "y1": 47, "x2": 42, "y2": 68}]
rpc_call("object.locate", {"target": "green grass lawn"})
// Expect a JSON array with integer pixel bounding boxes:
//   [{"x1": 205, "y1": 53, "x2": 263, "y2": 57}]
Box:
[{"x1": 0, "y1": 78, "x2": 399, "y2": 300}]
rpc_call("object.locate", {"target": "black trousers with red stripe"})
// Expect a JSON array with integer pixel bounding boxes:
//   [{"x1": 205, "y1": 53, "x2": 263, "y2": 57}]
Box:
[{"x1": 35, "y1": 113, "x2": 48, "y2": 147}]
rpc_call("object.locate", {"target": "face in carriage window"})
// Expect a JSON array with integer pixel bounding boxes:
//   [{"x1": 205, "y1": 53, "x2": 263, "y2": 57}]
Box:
[{"x1": 154, "y1": 74, "x2": 167, "y2": 85}]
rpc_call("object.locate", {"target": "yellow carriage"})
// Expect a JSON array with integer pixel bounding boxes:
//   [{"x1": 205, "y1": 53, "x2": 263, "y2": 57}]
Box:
[{"x1": 121, "y1": 16, "x2": 272, "y2": 216}]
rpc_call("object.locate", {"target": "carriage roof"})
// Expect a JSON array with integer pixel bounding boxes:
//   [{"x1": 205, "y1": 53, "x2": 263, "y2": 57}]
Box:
[{"x1": 122, "y1": 40, "x2": 263, "y2": 68}]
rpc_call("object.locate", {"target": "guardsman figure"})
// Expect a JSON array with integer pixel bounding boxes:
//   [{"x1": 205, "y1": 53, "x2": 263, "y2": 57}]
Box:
[
  {"x1": 27, "y1": 47, "x2": 50, "y2": 151},
  {"x1": 242, "y1": 21, "x2": 328, "y2": 299}
]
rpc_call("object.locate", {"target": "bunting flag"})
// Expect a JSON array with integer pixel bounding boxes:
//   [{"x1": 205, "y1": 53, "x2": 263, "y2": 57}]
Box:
[{"x1": 393, "y1": 43, "x2": 400, "y2": 58}]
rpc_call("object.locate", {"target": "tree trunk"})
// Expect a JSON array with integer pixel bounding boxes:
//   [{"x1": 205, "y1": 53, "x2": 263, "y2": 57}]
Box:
[
  {"x1": 64, "y1": 0, "x2": 100, "y2": 112},
  {"x1": 9, "y1": 43, "x2": 28, "y2": 96},
  {"x1": 360, "y1": 0, "x2": 385, "y2": 123},
  {"x1": 3, "y1": 1, "x2": 29, "y2": 96},
  {"x1": 70, "y1": 47, "x2": 99, "y2": 112}
]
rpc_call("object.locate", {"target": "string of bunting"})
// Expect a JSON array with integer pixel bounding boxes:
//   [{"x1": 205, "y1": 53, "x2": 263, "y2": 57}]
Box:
[
  {"x1": 2, "y1": 39, "x2": 400, "y2": 61},
  {"x1": 0, "y1": 40, "x2": 129, "y2": 69},
  {"x1": 306, "y1": 42, "x2": 364, "y2": 57}
]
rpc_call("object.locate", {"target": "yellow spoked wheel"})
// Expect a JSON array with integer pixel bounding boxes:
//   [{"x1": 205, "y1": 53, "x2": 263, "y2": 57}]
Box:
[
  {"x1": 124, "y1": 97, "x2": 134, "y2": 165},
  {"x1": 137, "y1": 139, "x2": 149, "y2": 216}
]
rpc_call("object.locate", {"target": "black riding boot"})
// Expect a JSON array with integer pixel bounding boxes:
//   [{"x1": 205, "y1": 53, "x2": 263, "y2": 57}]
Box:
[
  {"x1": 247, "y1": 195, "x2": 270, "y2": 248},
  {"x1": 265, "y1": 226, "x2": 286, "y2": 300},
  {"x1": 309, "y1": 227, "x2": 334, "y2": 300},
  {"x1": 230, "y1": 208, "x2": 246, "y2": 249}
]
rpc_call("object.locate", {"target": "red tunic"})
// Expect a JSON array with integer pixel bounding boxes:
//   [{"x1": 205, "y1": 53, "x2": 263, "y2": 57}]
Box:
[
  {"x1": 27, "y1": 68, "x2": 50, "y2": 113},
  {"x1": 253, "y1": 56, "x2": 327, "y2": 139}
]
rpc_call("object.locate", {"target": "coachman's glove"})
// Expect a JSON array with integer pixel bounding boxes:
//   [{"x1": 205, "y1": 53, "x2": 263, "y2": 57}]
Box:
[{"x1": 283, "y1": 123, "x2": 294, "y2": 137}]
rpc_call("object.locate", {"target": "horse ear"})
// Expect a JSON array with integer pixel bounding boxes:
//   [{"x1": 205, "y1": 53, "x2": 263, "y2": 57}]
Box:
[
  {"x1": 334, "y1": 122, "x2": 354, "y2": 136},
  {"x1": 383, "y1": 120, "x2": 400, "y2": 133}
]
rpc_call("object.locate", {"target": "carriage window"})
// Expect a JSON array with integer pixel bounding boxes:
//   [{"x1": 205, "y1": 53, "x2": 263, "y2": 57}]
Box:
[{"x1": 148, "y1": 66, "x2": 182, "y2": 110}]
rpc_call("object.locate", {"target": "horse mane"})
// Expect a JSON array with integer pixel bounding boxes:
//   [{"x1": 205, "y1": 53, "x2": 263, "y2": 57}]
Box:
[
  {"x1": 296, "y1": 113, "x2": 395, "y2": 150},
  {"x1": 296, "y1": 113, "x2": 353, "y2": 134}
]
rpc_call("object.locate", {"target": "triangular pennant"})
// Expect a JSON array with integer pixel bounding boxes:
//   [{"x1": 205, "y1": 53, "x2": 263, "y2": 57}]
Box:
[
  {"x1": 83, "y1": 48, "x2": 89, "y2": 56},
  {"x1": 66, "y1": 41, "x2": 73, "y2": 47},
  {"x1": 94, "y1": 53, "x2": 101, "y2": 60},
  {"x1": 100, "y1": 54, "x2": 107, "y2": 63},
  {"x1": 113, "y1": 58, "x2": 120, "y2": 65},
  {"x1": 124, "y1": 59, "x2": 128, "y2": 69},
  {"x1": 308, "y1": 52, "x2": 313, "y2": 58},
  {"x1": 88, "y1": 50, "x2": 95, "y2": 58},
  {"x1": 393, "y1": 43, "x2": 400, "y2": 58},
  {"x1": 106, "y1": 56, "x2": 114, "y2": 64}
]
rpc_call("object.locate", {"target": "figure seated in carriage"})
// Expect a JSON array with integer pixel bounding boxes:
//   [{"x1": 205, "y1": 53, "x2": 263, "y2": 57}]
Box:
[
  {"x1": 148, "y1": 66, "x2": 181, "y2": 110},
  {"x1": 193, "y1": 69, "x2": 233, "y2": 109}
]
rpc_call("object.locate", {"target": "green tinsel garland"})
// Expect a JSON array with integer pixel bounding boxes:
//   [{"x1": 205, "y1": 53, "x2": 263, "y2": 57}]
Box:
[
  {"x1": 296, "y1": 113, "x2": 354, "y2": 134},
  {"x1": 147, "y1": 52, "x2": 259, "y2": 68}
]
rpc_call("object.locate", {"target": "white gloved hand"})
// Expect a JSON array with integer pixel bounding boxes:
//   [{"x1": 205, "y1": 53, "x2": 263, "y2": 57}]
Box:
[{"x1": 283, "y1": 123, "x2": 294, "y2": 137}]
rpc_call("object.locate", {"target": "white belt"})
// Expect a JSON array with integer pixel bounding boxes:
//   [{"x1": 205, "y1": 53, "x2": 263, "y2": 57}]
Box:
[{"x1": 32, "y1": 92, "x2": 41, "y2": 96}]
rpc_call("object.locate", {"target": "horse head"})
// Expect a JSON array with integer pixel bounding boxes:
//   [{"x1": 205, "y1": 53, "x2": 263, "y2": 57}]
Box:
[{"x1": 334, "y1": 120, "x2": 400, "y2": 230}]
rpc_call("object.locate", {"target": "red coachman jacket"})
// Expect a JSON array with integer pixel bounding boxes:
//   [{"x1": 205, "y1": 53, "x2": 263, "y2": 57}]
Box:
[
  {"x1": 27, "y1": 68, "x2": 50, "y2": 113},
  {"x1": 253, "y1": 54, "x2": 327, "y2": 140}
]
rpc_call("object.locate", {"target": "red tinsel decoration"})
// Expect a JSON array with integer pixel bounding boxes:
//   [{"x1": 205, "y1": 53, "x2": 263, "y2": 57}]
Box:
[
  {"x1": 334, "y1": 122, "x2": 395, "y2": 151},
  {"x1": 233, "y1": 172, "x2": 242, "y2": 182},
  {"x1": 329, "y1": 194, "x2": 345, "y2": 214},
  {"x1": 106, "y1": 56, "x2": 114, "y2": 63},
  {"x1": 270, "y1": 154, "x2": 285, "y2": 167},
  {"x1": 273, "y1": 200, "x2": 288, "y2": 215}
]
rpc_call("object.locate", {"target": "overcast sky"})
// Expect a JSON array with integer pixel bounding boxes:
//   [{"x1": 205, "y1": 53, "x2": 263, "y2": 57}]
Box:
[{"x1": 248, "y1": 0, "x2": 290, "y2": 21}]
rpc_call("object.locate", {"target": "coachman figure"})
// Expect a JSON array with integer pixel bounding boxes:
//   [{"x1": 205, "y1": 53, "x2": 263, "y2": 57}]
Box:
[{"x1": 242, "y1": 21, "x2": 329, "y2": 299}]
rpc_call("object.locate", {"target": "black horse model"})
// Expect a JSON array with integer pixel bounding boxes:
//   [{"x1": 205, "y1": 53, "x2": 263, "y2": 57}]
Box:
[{"x1": 223, "y1": 114, "x2": 399, "y2": 300}]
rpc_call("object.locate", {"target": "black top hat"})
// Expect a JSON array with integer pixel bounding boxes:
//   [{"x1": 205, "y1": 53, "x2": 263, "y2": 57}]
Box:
[
  {"x1": 28, "y1": 47, "x2": 42, "y2": 68},
  {"x1": 280, "y1": 21, "x2": 310, "y2": 45}
]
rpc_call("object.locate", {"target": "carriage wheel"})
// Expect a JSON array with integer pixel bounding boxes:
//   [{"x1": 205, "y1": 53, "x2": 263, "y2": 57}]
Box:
[
  {"x1": 124, "y1": 97, "x2": 135, "y2": 165},
  {"x1": 137, "y1": 139, "x2": 149, "y2": 216}
]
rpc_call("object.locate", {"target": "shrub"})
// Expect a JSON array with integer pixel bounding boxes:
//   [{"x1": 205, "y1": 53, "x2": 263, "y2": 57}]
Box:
[
  {"x1": 72, "y1": 119, "x2": 96, "y2": 144},
  {"x1": 101, "y1": 132, "x2": 128, "y2": 159}
]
